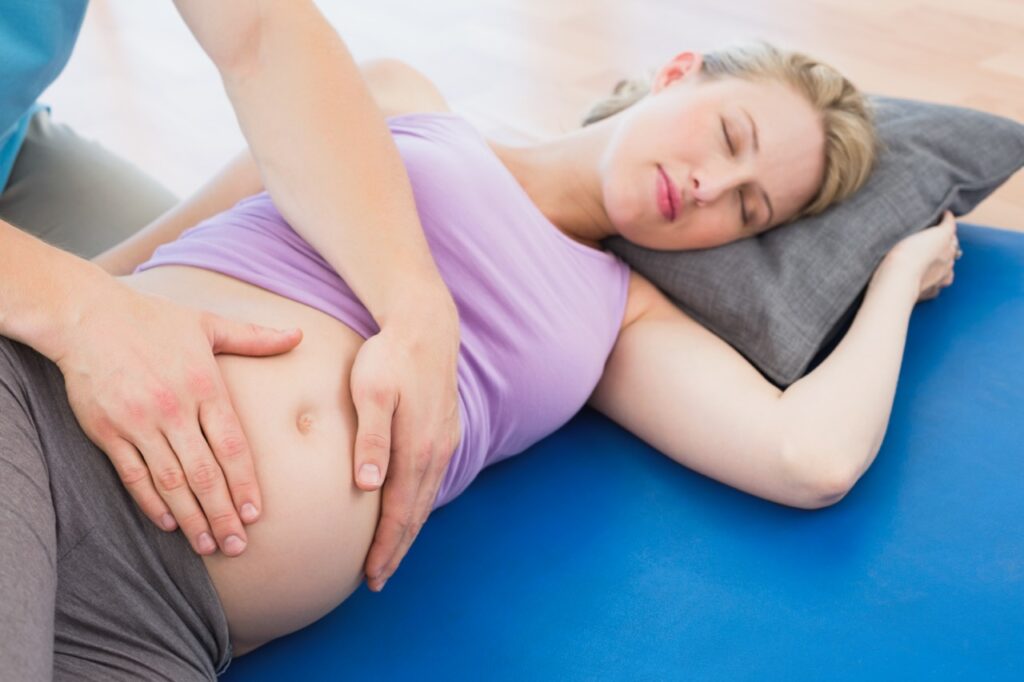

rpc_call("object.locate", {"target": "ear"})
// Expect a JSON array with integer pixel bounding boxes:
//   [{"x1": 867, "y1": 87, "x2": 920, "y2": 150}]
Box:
[{"x1": 651, "y1": 51, "x2": 704, "y2": 94}]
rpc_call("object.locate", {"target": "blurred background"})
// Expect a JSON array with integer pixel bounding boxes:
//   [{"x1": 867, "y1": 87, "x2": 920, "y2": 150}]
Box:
[{"x1": 42, "y1": 0, "x2": 1024, "y2": 230}]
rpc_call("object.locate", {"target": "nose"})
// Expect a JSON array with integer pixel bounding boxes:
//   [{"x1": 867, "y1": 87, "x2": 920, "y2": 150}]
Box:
[{"x1": 690, "y1": 163, "x2": 749, "y2": 207}]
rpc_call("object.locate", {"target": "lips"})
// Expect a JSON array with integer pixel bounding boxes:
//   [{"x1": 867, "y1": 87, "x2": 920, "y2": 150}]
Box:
[{"x1": 656, "y1": 165, "x2": 677, "y2": 222}]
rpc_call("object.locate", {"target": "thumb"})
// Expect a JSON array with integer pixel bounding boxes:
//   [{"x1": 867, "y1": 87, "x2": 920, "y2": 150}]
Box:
[
  {"x1": 205, "y1": 314, "x2": 303, "y2": 357},
  {"x1": 351, "y1": 391, "x2": 395, "y2": 491}
]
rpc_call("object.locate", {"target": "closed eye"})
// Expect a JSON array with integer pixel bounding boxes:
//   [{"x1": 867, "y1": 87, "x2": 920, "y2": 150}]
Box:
[
  {"x1": 721, "y1": 117, "x2": 748, "y2": 226},
  {"x1": 720, "y1": 117, "x2": 734, "y2": 155}
]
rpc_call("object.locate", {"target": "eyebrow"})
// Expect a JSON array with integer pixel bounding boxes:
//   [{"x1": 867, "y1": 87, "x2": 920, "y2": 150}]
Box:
[{"x1": 740, "y1": 107, "x2": 774, "y2": 229}]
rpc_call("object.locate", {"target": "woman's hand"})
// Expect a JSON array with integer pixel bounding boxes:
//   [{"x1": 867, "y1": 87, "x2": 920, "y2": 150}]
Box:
[
  {"x1": 53, "y1": 278, "x2": 302, "y2": 557},
  {"x1": 349, "y1": 301, "x2": 462, "y2": 592},
  {"x1": 876, "y1": 210, "x2": 961, "y2": 302}
]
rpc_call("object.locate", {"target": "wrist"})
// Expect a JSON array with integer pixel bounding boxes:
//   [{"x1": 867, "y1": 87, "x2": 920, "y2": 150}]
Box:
[
  {"x1": 869, "y1": 257, "x2": 920, "y2": 306},
  {"x1": 41, "y1": 260, "x2": 122, "y2": 364},
  {"x1": 376, "y1": 277, "x2": 459, "y2": 331}
]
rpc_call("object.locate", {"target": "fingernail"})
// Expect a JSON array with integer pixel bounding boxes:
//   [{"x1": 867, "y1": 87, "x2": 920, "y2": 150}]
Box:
[
  {"x1": 241, "y1": 503, "x2": 259, "y2": 523},
  {"x1": 161, "y1": 513, "x2": 177, "y2": 531},
  {"x1": 359, "y1": 463, "x2": 381, "y2": 486},
  {"x1": 224, "y1": 535, "x2": 246, "y2": 555},
  {"x1": 198, "y1": 532, "x2": 216, "y2": 554}
]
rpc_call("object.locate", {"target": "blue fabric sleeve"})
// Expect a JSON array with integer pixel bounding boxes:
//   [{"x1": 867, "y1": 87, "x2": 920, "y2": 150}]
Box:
[{"x1": 0, "y1": 0, "x2": 89, "y2": 191}]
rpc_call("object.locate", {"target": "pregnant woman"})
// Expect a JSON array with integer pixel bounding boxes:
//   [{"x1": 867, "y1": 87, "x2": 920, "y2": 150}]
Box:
[{"x1": 0, "y1": 40, "x2": 958, "y2": 680}]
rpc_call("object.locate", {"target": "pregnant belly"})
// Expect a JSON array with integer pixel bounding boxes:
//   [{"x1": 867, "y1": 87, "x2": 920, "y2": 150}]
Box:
[{"x1": 122, "y1": 266, "x2": 380, "y2": 656}]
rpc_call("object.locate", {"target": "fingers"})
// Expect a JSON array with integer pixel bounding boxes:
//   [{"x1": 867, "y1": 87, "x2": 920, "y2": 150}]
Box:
[
  {"x1": 148, "y1": 368, "x2": 260, "y2": 557},
  {"x1": 366, "y1": 455, "x2": 444, "y2": 592},
  {"x1": 138, "y1": 430, "x2": 226, "y2": 556},
  {"x1": 359, "y1": 438, "x2": 423, "y2": 590},
  {"x1": 936, "y1": 209, "x2": 956, "y2": 229},
  {"x1": 206, "y1": 314, "x2": 303, "y2": 357},
  {"x1": 351, "y1": 383, "x2": 397, "y2": 491},
  {"x1": 198, "y1": 397, "x2": 263, "y2": 527},
  {"x1": 106, "y1": 436, "x2": 178, "y2": 532},
  {"x1": 363, "y1": 506, "x2": 409, "y2": 592}
]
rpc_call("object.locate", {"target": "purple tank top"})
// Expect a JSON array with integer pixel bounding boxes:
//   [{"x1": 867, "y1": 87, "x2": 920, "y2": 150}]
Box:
[{"x1": 136, "y1": 112, "x2": 631, "y2": 509}]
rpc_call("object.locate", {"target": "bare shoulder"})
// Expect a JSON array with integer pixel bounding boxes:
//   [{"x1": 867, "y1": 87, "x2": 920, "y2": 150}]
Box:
[
  {"x1": 360, "y1": 58, "x2": 453, "y2": 118},
  {"x1": 618, "y1": 268, "x2": 680, "y2": 332}
]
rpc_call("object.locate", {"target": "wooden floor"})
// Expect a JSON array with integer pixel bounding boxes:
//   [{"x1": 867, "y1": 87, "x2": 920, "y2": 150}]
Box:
[{"x1": 43, "y1": 0, "x2": 1024, "y2": 231}]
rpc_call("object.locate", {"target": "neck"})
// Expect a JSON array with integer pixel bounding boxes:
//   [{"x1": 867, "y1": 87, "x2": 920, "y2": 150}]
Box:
[{"x1": 486, "y1": 118, "x2": 619, "y2": 249}]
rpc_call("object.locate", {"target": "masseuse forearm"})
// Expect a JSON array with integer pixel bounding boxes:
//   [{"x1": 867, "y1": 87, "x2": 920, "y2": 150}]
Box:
[
  {"x1": 0, "y1": 220, "x2": 110, "y2": 361},
  {"x1": 778, "y1": 265, "x2": 919, "y2": 493},
  {"x1": 178, "y1": 0, "x2": 455, "y2": 325}
]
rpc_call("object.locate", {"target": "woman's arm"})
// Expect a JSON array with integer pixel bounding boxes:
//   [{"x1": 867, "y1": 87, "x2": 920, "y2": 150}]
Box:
[
  {"x1": 589, "y1": 215, "x2": 959, "y2": 510},
  {"x1": 91, "y1": 149, "x2": 261, "y2": 276}
]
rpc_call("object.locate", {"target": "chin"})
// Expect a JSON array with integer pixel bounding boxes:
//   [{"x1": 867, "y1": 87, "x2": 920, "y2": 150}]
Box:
[{"x1": 617, "y1": 224, "x2": 685, "y2": 250}]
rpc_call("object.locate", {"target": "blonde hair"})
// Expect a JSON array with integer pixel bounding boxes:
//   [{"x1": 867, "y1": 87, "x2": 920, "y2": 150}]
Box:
[{"x1": 581, "y1": 40, "x2": 880, "y2": 221}]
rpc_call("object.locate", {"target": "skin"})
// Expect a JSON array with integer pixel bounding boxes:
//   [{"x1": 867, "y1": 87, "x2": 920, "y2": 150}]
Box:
[
  {"x1": 0, "y1": 2, "x2": 460, "y2": 596},
  {"x1": 77, "y1": 52, "x2": 959, "y2": 656},
  {"x1": 489, "y1": 51, "x2": 827, "y2": 250}
]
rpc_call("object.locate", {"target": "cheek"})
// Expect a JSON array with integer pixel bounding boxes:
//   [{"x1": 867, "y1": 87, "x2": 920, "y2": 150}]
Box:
[
  {"x1": 600, "y1": 158, "x2": 646, "y2": 231},
  {"x1": 668, "y1": 212, "x2": 747, "y2": 251}
]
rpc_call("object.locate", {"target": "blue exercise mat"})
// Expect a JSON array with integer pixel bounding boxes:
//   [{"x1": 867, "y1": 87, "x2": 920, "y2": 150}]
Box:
[{"x1": 221, "y1": 223, "x2": 1023, "y2": 681}]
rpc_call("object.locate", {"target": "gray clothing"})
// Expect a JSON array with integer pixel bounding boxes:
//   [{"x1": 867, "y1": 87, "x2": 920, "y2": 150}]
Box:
[
  {"x1": 0, "y1": 108, "x2": 177, "y2": 258},
  {"x1": 0, "y1": 336, "x2": 234, "y2": 680}
]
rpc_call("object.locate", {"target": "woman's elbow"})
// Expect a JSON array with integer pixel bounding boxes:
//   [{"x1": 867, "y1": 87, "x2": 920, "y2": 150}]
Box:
[{"x1": 781, "y1": 445, "x2": 862, "y2": 510}]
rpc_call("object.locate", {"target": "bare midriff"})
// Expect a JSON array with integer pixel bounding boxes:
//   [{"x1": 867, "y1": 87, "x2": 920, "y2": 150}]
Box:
[{"x1": 122, "y1": 265, "x2": 381, "y2": 657}]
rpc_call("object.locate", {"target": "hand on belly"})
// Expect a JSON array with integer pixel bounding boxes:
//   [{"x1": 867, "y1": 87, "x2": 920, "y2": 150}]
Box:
[
  {"x1": 124, "y1": 266, "x2": 386, "y2": 653},
  {"x1": 198, "y1": 322, "x2": 381, "y2": 652}
]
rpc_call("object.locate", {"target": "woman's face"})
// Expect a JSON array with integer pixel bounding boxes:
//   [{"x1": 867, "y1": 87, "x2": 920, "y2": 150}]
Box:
[{"x1": 600, "y1": 51, "x2": 826, "y2": 250}]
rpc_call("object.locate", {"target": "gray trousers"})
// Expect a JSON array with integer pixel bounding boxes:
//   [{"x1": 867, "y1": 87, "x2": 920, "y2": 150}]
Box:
[
  {"x1": 0, "y1": 113, "x2": 233, "y2": 678},
  {"x1": 0, "y1": 108, "x2": 177, "y2": 258},
  {"x1": 0, "y1": 336, "x2": 234, "y2": 680}
]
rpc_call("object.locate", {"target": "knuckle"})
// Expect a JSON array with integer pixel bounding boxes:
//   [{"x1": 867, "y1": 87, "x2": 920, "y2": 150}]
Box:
[
  {"x1": 382, "y1": 509, "x2": 411, "y2": 532},
  {"x1": 398, "y1": 508, "x2": 417, "y2": 528},
  {"x1": 155, "y1": 466, "x2": 187, "y2": 492},
  {"x1": 185, "y1": 369, "x2": 216, "y2": 400},
  {"x1": 206, "y1": 507, "x2": 240, "y2": 528},
  {"x1": 214, "y1": 432, "x2": 247, "y2": 460},
  {"x1": 186, "y1": 461, "x2": 223, "y2": 492},
  {"x1": 178, "y1": 509, "x2": 210, "y2": 532},
  {"x1": 358, "y1": 432, "x2": 390, "y2": 453},
  {"x1": 413, "y1": 447, "x2": 433, "y2": 475},
  {"x1": 123, "y1": 398, "x2": 147, "y2": 425},
  {"x1": 117, "y1": 462, "x2": 151, "y2": 487},
  {"x1": 151, "y1": 385, "x2": 182, "y2": 420},
  {"x1": 356, "y1": 384, "x2": 393, "y2": 409},
  {"x1": 90, "y1": 417, "x2": 118, "y2": 443}
]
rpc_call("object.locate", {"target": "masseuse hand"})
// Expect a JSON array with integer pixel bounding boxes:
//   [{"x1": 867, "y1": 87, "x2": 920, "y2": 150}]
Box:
[
  {"x1": 53, "y1": 277, "x2": 302, "y2": 558},
  {"x1": 351, "y1": 299, "x2": 462, "y2": 592}
]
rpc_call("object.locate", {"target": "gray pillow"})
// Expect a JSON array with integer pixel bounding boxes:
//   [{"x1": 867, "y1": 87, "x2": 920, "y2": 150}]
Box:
[{"x1": 603, "y1": 96, "x2": 1024, "y2": 387}]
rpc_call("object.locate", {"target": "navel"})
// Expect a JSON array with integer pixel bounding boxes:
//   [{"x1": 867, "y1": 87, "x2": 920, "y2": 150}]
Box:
[{"x1": 295, "y1": 411, "x2": 316, "y2": 435}]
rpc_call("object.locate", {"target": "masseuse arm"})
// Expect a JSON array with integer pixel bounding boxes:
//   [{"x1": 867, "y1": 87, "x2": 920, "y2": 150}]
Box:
[
  {"x1": 590, "y1": 250, "x2": 931, "y2": 511},
  {"x1": 0, "y1": 218, "x2": 302, "y2": 556},
  {"x1": 92, "y1": 59, "x2": 446, "y2": 277},
  {"x1": 172, "y1": 1, "x2": 461, "y2": 592}
]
